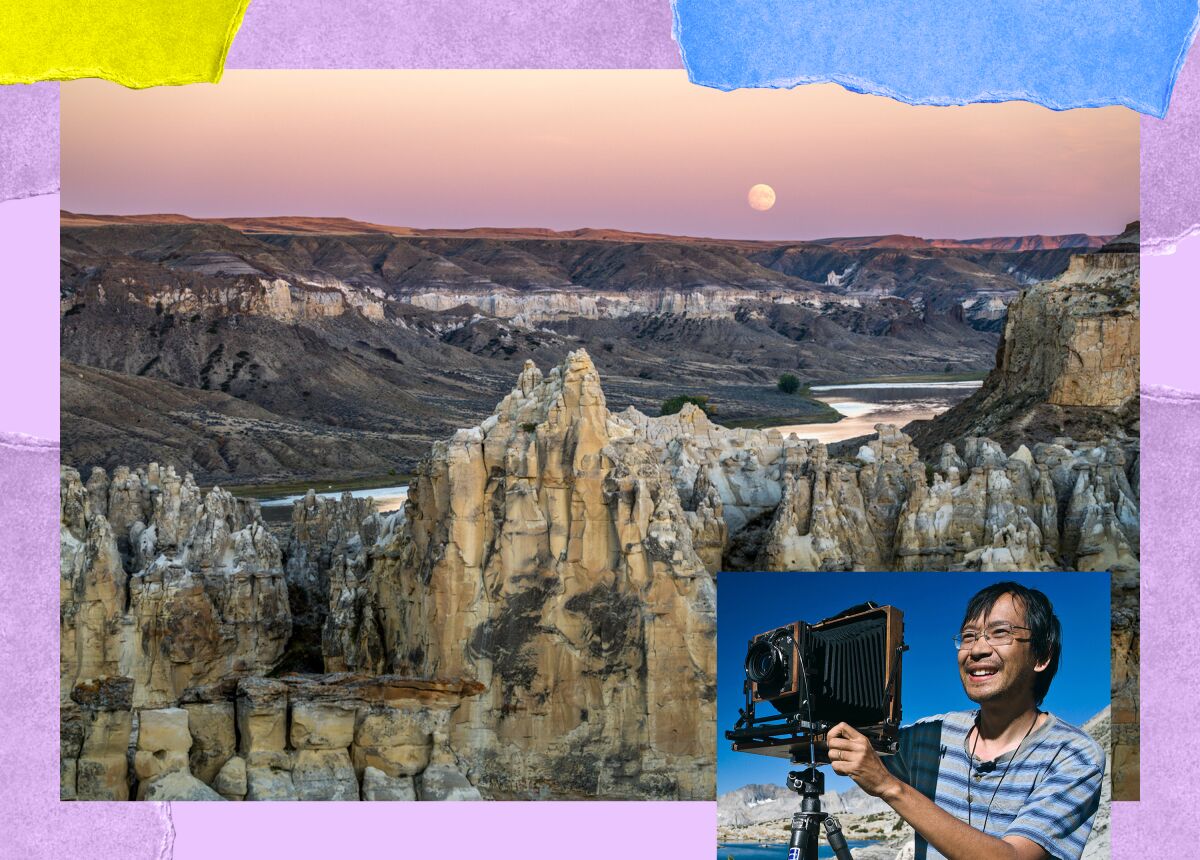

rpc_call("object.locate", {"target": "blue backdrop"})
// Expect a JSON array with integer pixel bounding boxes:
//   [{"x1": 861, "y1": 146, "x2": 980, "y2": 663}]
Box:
[{"x1": 716, "y1": 571, "x2": 1111, "y2": 795}]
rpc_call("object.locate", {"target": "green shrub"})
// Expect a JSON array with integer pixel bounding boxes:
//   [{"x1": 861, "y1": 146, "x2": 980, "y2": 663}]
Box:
[
  {"x1": 660, "y1": 395, "x2": 716, "y2": 417},
  {"x1": 778, "y1": 373, "x2": 801, "y2": 394},
  {"x1": 520, "y1": 422, "x2": 538, "y2": 433}
]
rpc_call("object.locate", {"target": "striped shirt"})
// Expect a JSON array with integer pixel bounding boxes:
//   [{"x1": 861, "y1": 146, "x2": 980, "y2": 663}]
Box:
[{"x1": 884, "y1": 711, "x2": 1104, "y2": 860}]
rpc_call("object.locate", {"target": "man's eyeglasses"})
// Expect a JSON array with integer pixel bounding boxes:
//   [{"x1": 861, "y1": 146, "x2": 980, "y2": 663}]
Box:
[{"x1": 954, "y1": 625, "x2": 1031, "y2": 650}]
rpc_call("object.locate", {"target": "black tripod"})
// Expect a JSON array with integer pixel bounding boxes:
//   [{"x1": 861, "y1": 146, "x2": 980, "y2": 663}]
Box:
[{"x1": 784, "y1": 766, "x2": 853, "y2": 860}]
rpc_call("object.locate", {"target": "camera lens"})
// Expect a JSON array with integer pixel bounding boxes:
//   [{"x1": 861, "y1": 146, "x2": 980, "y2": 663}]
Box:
[{"x1": 746, "y1": 640, "x2": 783, "y2": 684}]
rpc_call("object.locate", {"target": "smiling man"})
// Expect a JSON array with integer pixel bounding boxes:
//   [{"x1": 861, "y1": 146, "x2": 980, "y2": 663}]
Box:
[{"x1": 825, "y1": 582, "x2": 1105, "y2": 860}]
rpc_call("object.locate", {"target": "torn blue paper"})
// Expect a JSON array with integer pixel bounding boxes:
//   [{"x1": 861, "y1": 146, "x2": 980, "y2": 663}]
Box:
[{"x1": 671, "y1": 0, "x2": 1200, "y2": 118}]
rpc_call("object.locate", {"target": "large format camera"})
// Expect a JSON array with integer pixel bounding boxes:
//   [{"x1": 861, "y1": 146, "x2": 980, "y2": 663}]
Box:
[{"x1": 726, "y1": 602, "x2": 906, "y2": 763}]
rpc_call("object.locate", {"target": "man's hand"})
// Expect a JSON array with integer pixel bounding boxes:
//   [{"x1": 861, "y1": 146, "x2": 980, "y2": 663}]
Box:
[{"x1": 825, "y1": 722, "x2": 901, "y2": 800}]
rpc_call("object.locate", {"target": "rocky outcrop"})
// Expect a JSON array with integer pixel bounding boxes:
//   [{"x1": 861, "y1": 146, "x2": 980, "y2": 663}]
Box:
[
  {"x1": 140, "y1": 770, "x2": 226, "y2": 801},
  {"x1": 61, "y1": 671, "x2": 483, "y2": 802},
  {"x1": 285, "y1": 491, "x2": 396, "y2": 673},
  {"x1": 1081, "y1": 707, "x2": 1112, "y2": 860},
  {"x1": 613, "y1": 401, "x2": 1136, "y2": 575},
  {"x1": 1003, "y1": 253, "x2": 1139, "y2": 410},
  {"x1": 60, "y1": 464, "x2": 292, "y2": 710},
  {"x1": 61, "y1": 677, "x2": 134, "y2": 801},
  {"x1": 60, "y1": 369, "x2": 720, "y2": 801},
  {"x1": 352, "y1": 351, "x2": 718, "y2": 799},
  {"x1": 59, "y1": 463, "x2": 292, "y2": 801},
  {"x1": 618, "y1": 404, "x2": 797, "y2": 539},
  {"x1": 241, "y1": 674, "x2": 479, "y2": 801},
  {"x1": 907, "y1": 244, "x2": 1139, "y2": 455}
]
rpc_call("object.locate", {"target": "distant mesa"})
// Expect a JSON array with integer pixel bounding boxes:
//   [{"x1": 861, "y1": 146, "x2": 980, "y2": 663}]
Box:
[{"x1": 60, "y1": 211, "x2": 1116, "y2": 250}]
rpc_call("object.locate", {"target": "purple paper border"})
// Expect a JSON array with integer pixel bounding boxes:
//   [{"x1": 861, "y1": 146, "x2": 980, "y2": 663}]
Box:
[
  {"x1": 226, "y1": 0, "x2": 681, "y2": 69},
  {"x1": 1, "y1": 3, "x2": 1195, "y2": 857},
  {"x1": 1142, "y1": 45, "x2": 1200, "y2": 252},
  {"x1": 0, "y1": 83, "x2": 58, "y2": 203}
]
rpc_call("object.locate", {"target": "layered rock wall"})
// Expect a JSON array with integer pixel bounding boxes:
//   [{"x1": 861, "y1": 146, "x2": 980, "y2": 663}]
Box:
[
  {"x1": 995, "y1": 253, "x2": 1139, "y2": 410},
  {"x1": 68, "y1": 276, "x2": 386, "y2": 325},
  {"x1": 401, "y1": 285, "x2": 849, "y2": 323},
  {"x1": 60, "y1": 674, "x2": 480, "y2": 802}
]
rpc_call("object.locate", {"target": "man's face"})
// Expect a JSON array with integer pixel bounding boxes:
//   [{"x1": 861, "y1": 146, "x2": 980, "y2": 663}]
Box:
[{"x1": 957, "y1": 593, "x2": 1049, "y2": 706}]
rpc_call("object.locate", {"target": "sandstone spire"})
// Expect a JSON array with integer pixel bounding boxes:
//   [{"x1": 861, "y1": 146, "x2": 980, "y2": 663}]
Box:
[{"x1": 350, "y1": 348, "x2": 717, "y2": 799}]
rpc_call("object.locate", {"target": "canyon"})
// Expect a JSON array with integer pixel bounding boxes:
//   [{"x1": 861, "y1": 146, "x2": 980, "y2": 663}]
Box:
[
  {"x1": 60, "y1": 214, "x2": 1106, "y2": 484},
  {"x1": 59, "y1": 221, "x2": 1138, "y2": 802}
]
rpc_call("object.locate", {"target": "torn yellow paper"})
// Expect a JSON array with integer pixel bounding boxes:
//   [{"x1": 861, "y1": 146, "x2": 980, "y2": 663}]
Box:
[{"x1": 0, "y1": 0, "x2": 250, "y2": 88}]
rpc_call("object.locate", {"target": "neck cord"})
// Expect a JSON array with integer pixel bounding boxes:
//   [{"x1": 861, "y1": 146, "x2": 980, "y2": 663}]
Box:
[{"x1": 966, "y1": 709, "x2": 1039, "y2": 834}]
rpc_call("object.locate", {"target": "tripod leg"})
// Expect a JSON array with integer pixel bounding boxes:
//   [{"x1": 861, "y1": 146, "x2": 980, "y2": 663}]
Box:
[
  {"x1": 824, "y1": 815, "x2": 855, "y2": 860},
  {"x1": 786, "y1": 813, "x2": 820, "y2": 860}
]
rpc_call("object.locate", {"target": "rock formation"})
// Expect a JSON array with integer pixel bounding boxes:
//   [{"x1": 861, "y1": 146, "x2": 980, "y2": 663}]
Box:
[
  {"x1": 907, "y1": 236, "x2": 1139, "y2": 456},
  {"x1": 60, "y1": 463, "x2": 291, "y2": 710},
  {"x1": 611, "y1": 402, "x2": 1137, "y2": 576},
  {"x1": 285, "y1": 491, "x2": 393, "y2": 672},
  {"x1": 61, "y1": 328, "x2": 1138, "y2": 799},
  {"x1": 1080, "y1": 706, "x2": 1112, "y2": 860},
  {"x1": 345, "y1": 351, "x2": 718, "y2": 799},
  {"x1": 60, "y1": 355, "x2": 720, "y2": 801}
]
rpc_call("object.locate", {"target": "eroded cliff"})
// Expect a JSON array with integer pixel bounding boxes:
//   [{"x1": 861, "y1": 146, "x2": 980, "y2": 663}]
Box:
[{"x1": 907, "y1": 243, "x2": 1139, "y2": 455}]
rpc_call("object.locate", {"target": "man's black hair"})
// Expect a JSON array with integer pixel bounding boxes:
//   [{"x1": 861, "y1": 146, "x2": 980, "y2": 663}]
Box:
[{"x1": 960, "y1": 581, "x2": 1062, "y2": 706}]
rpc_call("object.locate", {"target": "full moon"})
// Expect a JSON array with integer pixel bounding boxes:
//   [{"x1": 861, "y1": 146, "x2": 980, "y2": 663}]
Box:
[{"x1": 747, "y1": 183, "x2": 776, "y2": 211}]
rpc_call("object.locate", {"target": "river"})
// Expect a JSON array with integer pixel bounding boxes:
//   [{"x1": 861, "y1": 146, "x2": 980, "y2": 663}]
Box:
[
  {"x1": 773, "y1": 379, "x2": 983, "y2": 444},
  {"x1": 241, "y1": 380, "x2": 980, "y2": 517},
  {"x1": 718, "y1": 840, "x2": 880, "y2": 859},
  {"x1": 250, "y1": 484, "x2": 410, "y2": 523}
]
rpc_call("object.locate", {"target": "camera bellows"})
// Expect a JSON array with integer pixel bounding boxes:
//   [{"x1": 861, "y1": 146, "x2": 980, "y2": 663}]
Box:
[{"x1": 813, "y1": 616, "x2": 887, "y2": 725}]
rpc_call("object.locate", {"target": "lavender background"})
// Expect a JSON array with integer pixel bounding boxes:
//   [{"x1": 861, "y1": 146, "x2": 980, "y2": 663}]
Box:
[{"x1": 1, "y1": 2, "x2": 1195, "y2": 856}]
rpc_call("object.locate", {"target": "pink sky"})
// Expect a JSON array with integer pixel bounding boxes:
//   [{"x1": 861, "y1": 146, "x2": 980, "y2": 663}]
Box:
[{"x1": 61, "y1": 71, "x2": 1138, "y2": 241}]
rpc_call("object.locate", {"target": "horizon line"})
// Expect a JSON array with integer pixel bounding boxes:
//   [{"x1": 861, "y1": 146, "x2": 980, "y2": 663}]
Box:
[{"x1": 59, "y1": 209, "x2": 1134, "y2": 246}]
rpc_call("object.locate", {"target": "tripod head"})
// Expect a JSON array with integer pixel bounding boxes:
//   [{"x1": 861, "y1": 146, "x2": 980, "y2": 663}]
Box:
[
  {"x1": 782, "y1": 761, "x2": 854, "y2": 860},
  {"x1": 787, "y1": 766, "x2": 824, "y2": 798}
]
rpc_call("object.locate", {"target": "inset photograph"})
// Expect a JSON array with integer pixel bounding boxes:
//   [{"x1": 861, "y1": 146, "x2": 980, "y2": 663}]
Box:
[{"x1": 717, "y1": 572, "x2": 1110, "y2": 859}]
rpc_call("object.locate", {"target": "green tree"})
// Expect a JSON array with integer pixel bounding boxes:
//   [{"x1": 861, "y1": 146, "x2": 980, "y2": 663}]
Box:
[
  {"x1": 660, "y1": 394, "x2": 716, "y2": 417},
  {"x1": 778, "y1": 373, "x2": 801, "y2": 394}
]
